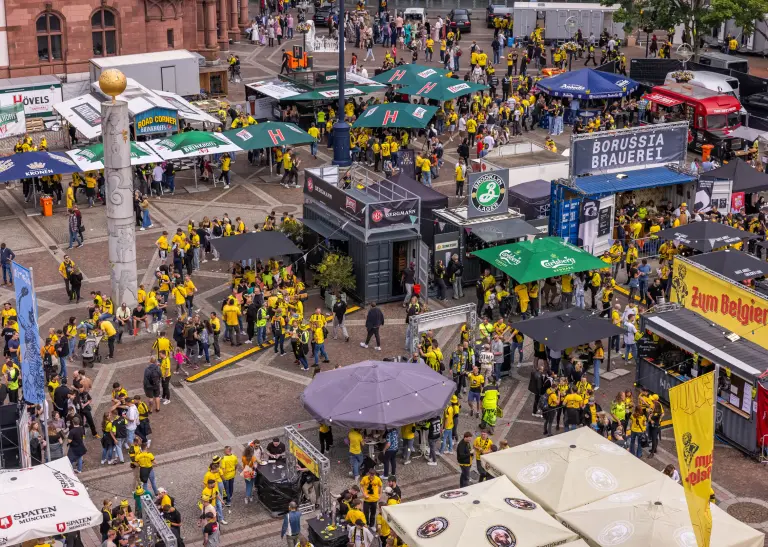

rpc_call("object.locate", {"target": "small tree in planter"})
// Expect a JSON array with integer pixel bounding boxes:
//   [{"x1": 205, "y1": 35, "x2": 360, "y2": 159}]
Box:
[
  {"x1": 281, "y1": 219, "x2": 305, "y2": 248},
  {"x1": 312, "y1": 252, "x2": 356, "y2": 309}
]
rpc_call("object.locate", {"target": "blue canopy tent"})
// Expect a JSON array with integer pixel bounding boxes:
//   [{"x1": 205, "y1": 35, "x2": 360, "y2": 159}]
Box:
[
  {"x1": 0, "y1": 152, "x2": 80, "y2": 182},
  {"x1": 535, "y1": 69, "x2": 639, "y2": 100}
]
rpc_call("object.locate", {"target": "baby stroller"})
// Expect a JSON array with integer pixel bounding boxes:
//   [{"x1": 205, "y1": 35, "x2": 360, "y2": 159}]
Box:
[{"x1": 81, "y1": 333, "x2": 102, "y2": 368}]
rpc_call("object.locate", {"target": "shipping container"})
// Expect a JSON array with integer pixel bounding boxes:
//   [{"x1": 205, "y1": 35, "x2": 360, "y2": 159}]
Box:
[
  {"x1": 89, "y1": 50, "x2": 202, "y2": 97},
  {"x1": 512, "y1": 2, "x2": 624, "y2": 43}
]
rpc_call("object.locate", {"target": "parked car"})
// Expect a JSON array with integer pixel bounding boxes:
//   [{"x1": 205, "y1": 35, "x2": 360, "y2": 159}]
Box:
[
  {"x1": 313, "y1": 6, "x2": 338, "y2": 27},
  {"x1": 486, "y1": 4, "x2": 513, "y2": 27},
  {"x1": 742, "y1": 92, "x2": 768, "y2": 118},
  {"x1": 448, "y1": 9, "x2": 472, "y2": 33}
]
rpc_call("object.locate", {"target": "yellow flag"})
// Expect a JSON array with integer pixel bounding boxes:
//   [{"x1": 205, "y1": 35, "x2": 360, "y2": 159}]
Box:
[{"x1": 669, "y1": 371, "x2": 715, "y2": 547}]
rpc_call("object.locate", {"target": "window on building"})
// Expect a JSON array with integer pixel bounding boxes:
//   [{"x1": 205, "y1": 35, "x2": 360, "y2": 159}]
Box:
[
  {"x1": 36, "y1": 13, "x2": 63, "y2": 61},
  {"x1": 91, "y1": 8, "x2": 117, "y2": 56},
  {"x1": 167, "y1": 29, "x2": 174, "y2": 48}
]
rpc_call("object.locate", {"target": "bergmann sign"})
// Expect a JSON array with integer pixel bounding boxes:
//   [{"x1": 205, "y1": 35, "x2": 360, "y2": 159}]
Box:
[
  {"x1": 570, "y1": 123, "x2": 688, "y2": 176},
  {"x1": 304, "y1": 173, "x2": 366, "y2": 227}
]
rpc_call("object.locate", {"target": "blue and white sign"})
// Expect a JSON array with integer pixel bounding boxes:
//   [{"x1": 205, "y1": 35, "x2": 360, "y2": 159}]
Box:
[
  {"x1": 0, "y1": 151, "x2": 79, "y2": 183},
  {"x1": 11, "y1": 262, "x2": 45, "y2": 405},
  {"x1": 135, "y1": 107, "x2": 178, "y2": 136}
]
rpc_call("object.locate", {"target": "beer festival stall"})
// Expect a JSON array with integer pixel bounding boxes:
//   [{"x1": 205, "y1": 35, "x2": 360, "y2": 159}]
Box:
[
  {"x1": 431, "y1": 168, "x2": 541, "y2": 285},
  {"x1": 549, "y1": 122, "x2": 723, "y2": 255},
  {"x1": 638, "y1": 256, "x2": 768, "y2": 457},
  {"x1": 302, "y1": 165, "x2": 424, "y2": 304}
]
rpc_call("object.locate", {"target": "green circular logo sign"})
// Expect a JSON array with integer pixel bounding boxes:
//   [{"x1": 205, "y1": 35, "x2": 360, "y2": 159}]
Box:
[{"x1": 471, "y1": 173, "x2": 506, "y2": 214}]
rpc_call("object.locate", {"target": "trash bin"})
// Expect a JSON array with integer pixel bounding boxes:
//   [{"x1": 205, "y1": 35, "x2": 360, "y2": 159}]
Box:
[
  {"x1": 702, "y1": 144, "x2": 714, "y2": 162},
  {"x1": 40, "y1": 196, "x2": 53, "y2": 217}
]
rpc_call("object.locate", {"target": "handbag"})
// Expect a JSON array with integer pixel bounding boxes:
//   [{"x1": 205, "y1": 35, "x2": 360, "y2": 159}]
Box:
[{"x1": 242, "y1": 465, "x2": 255, "y2": 480}]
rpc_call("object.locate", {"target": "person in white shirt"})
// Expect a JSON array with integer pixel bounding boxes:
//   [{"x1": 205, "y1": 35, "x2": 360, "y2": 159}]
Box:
[
  {"x1": 348, "y1": 519, "x2": 374, "y2": 547},
  {"x1": 359, "y1": 66, "x2": 369, "y2": 78},
  {"x1": 624, "y1": 315, "x2": 638, "y2": 366},
  {"x1": 151, "y1": 164, "x2": 164, "y2": 196},
  {"x1": 483, "y1": 134, "x2": 495, "y2": 151},
  {"x1": 115, "y1": 303, "x2": 132, "y2": 343},
  {"x1": 479, "y1": 343, "x2": 495, "y2": 379},
  {"x1": 124, "y1": 400, "x2": 139, "y2": 449}
]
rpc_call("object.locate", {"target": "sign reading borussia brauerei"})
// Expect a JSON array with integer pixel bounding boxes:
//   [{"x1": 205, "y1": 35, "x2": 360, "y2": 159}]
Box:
[{"x1": 570, "y1": 122, "x2": 688, "y2": 176}]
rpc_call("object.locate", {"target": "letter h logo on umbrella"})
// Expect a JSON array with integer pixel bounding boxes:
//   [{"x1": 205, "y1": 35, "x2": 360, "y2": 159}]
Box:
[
  {"x1": 383, "y1": 111, "x2": 398, "y2": 125},
  {"x1": 388, "y1": 70, "x2": 407, "y2": 83},
  {"x1": 268, "y1": 129, "x2": 285, "y2": 145},
  {"x1": 418, "y1": 82, "x2": 437, "y2": 95}
]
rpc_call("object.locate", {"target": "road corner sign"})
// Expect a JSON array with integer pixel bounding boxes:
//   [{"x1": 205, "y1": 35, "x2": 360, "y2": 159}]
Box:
[
  {"x1": 468, "y1": 168, "x2": 509, "y2": 219},
  {"x1": 134, "y1": 107, "x2": 179, "y2": 136}
]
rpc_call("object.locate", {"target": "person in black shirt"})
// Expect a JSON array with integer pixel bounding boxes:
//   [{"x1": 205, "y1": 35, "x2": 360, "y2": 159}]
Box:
[
  {"x1": 646, "y1": 278, "x2": 664, "y2": 306},
  {"x1": 162, "y1": 504, "x2": 182, "y2": 544},
  {"x1": 1, "y1": 323, "x2": 15, "y2": 355},
  {"x1": 53, "y1": 379, "x2": 72, "y2": 416},
  {"x1": 266, "y1": 437, "x2": 286, "y2": 461},
  {"x1": 78, "y1": 389, "x2": 98, "y2": 437},
  {"x1": 67, "y1": 416, "x2": 87, "y2": 473}
]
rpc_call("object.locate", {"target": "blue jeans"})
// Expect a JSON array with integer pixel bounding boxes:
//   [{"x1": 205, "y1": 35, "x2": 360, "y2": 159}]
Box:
[
  {"x1": 314, "y1": 342, "x2": 328, "y2": 365},
  {"x1": 349, "y1": 453, "x2": 364, "y2": 477},
  {"x1": 125, "y1": 429, "x2": 136, "y2": 447},
  {"x1": 629, "y1": 431, "x2": 643, "y2": 458},
  {"x1": 245, "y1": 478, "x2": 254, "y2": 498},
  {"x1": 639, "y1": 280, "x2": 648, "y2": 302},
  {"x1": 1, "y1": 263, "x2": 11, "y2": 283},
  {"x1": 298, "y1": 355, "x2": 309, "y2": 370},
  {"x1": 166, "y1": 175, "x2": 175, "y2": 193},
  {"x1": 202, "y1": 342, "x2": 210, "y2": 363},
  {"x1": 113, "y1": 439, "x2": 124, "y2": 462},
  {"x1": 493, "y1": 362, "x2": 502, "y2": 380},
  {"x1": 575, "y1": 292, "x2": 585, "y2": 308},
  {"x1": 101, "y1": 445, "x2": 113, "y2": 462},
  {"x1": 68, "y1": 230, "x2": 82, "y2": 248},
  {"x1": 142, "y1": 468, "x2": 159, "y2": 495},
  {"x1": 401, "y1": 438, "x2": 414, "y2": 461},
  {"x1": 223, "y1": 478, "x2": 234, "y2": 502},
  {"x1": 511, "y1": 342, "x2": 524, "y2": 363},
  {"x1": 611, "y1": 335, "x2": 620, "y2": 352},
  {"x1": 68, "y1": 453, "x2": 83, "y2": 472},
  {"x1": 256, "y1": 325, "x2": 267, "y2": 345},
  {"x1": 142, "y1": 210, "x2": 151, "y2": 228},
  {"x1": 593, "y1": 359, "x2": 601, "y2": 389},
  {"x1": 422, "y1": 170, "x2": 432, "y2": 187},
  {"x1": 59, "y1": 355, "x2": 68, "y2": 381},
  {"x1": 215, "y1": 498, "x2": 224, "y2": 521},
  {"x1": 493, "y1": 50, "x2": 500, "y2": 64},
  {"x1": 310, "y1": 142, "x2": 318, "y2": 157},
  {"x1": 440, "y1": 428, "x2": 453, "y2": 453},
  {"x1": 625, "y1": 343, "x2": 638, "y2": 366},
  {"x1": 273, "y1": 331, "x2": 285, "y2": 354}
]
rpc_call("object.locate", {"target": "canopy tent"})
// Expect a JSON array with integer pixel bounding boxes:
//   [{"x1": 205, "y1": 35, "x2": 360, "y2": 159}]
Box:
[
  {"x1": 52, "y1": 94, "x2": 104, "y2": 141},
  {"x1": 557, "y1": 478, "x2": 764, "y2": 547},
  {"x1": 371, "y1": 64, "x2": 450, "y2": 87},
  {"x1": 398, "y1": 79, "x2": 488, "y2": 102},
  {"x1": 699, "y1": 158, "x2": 768, "y2": 193},
  {"x1": 146, "y1": 131, "x2": 241, "y2": 160},
  {"x1": 352, "y1": 103, "x2": 438, "y2": 129},
  {"x1": 535, "y1": 69, "x2": 639, "y2": 100},
  {"x1": 385, "y1": 172, "x2": 448, "y2": 210},
  {"x1": 688, "y1": 249, "x2": 766, "y2": 282},
  {"x1": 481, "y1": 428, "x2": 660, "y2": 513},
  {"x1": 471, "y1": 237, "x2": 608, "y2": 284},
  {"x1": 510, "y1": 308, "x2": 625, "y2": 352},
  {"x1": 727, "y1": 126, "x2": 768, "y2": 143},
  {"x1": 300, "y1": 360, "x2": 455, "y2": 428},
  {"x1": 0, "y1": 151, "x2": 80, "y2": 183},
  {"x1": 66, "y1": 141, "x2": 163, "y2": 171},
  {"x1": 656, "y1": 221, "x2": 757, "y2": 253},
  {"x1": 382, "y1": 476, "x2": 579, "y2": 547},
  {"x1": 280, "y1": 85, "x2": 385, "y2": 102},
  {"x1": 468, "y1": 218, "x2": 540, "y2": 244},
  {"x1": 152, "y1": 89, "x2": 219, "y2": 125},
  {"x1": 210, "y1": 231, "x2": 302, "y2": 262},
  {"x1": 222, "y1": 121, "x2": 316, "y2": 151},
  {"x1": 0, "y1": 457, "x2": 102, "y2": 544},
  {"x1": 508, "y1": 179, "x2": 551, "y2": 220}
]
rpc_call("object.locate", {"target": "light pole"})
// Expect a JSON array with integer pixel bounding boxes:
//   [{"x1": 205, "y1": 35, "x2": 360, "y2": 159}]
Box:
[{"x1": 332, "y1": 0, "x2": 351, "y2": 166}]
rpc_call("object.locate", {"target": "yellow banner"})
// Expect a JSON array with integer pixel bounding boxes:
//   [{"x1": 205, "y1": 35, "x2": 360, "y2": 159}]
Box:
[
  {"x1": 669, "y1": 371, "x2": 715, "y2": 547},
  {"x1": 671, "y1": 259, "x2": 768, "y2": 350},
  {"x1": 289, "y1": 439, "x2": 319, "y2": 478}
]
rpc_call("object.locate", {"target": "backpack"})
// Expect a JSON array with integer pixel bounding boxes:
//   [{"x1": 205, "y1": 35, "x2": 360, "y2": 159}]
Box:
[
  {"x1": 538, "y1": 395, "x2": 550, "y2": 413},
  {"x1": 212, "y1": 224, "x2": 223, "y2": 237}
]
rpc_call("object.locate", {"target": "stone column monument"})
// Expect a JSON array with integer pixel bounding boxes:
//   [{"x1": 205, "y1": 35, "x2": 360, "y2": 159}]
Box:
[{"x1": 99, "y1": 69, "x2": 138, "y2": 307}]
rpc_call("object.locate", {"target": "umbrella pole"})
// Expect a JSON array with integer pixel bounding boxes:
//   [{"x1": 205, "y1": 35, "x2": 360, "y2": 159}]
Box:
[
  {"x1": 270, "y1": 147, "x2": 273, "y2": 175},
  {"x1": 607, "y1": 341, "x2": 612, "y2": 373},
  {"x1": 195, "y1": 165, "x2": 198, "y2": 189}
]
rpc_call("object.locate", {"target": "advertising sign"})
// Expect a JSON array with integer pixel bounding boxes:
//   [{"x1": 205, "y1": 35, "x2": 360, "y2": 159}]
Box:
[
  {"x1": 597, "y1": 207, "x2": 612, "y2": 237},
  {"x1": 304, "y1": 173, "x2": 365, "y2": 227},
  {"x1": 467, "y1": 169, "x2": 509, "y2": 219},
  {"x1": 0, "y1": 83, "x2": 63, "y2": 118},
  {"x1": 134, "y1": 107, "x2": 178, "y2": 135},
  {"x1": 368, "y1": 199, "x2": 419, "y2": 227},
  {"x1": 399, "y1": 149, "x2": 415, "y2": 179},
  {"x1": 730, "y1": 192, "x2": 745, "y2": 214},
  {"x1": 671, "y1": 260, "x2": 768, "y2": 350},
  {"x1": 71, "y1": 102, "x2": 102, "y2": 128},
  {"x1": 11, "y1": 262, "x2": 45, "y2": 404},
  {"x1": 289, "y1": 439, "x2": 319, "y2": 478},
  {"x1": 0, "y1": 103, "x2": 26, "y2": 139},
  {"x1": 570, "y1": 123, "x2": 688, "y2": 176}
]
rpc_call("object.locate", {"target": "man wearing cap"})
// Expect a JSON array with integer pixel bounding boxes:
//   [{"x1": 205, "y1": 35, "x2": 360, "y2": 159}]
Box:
[{"x1": 673, "y1": 202, "x2": 690, "y2": 227}]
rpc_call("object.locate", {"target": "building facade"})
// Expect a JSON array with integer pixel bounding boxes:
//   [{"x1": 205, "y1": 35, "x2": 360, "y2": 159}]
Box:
[{"x1": 0, "y1": 0, "x2": 247, "y2": 78}]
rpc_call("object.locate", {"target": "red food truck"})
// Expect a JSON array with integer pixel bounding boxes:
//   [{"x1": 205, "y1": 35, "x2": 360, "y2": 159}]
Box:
[{"x1": 641, "y1": 83, "x2": 743, "y2": 154}]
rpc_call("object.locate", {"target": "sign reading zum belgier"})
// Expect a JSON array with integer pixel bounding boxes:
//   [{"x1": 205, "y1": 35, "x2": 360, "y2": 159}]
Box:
[{"x1": 468, "y1": 168, "x2": 509, "y2": 219}]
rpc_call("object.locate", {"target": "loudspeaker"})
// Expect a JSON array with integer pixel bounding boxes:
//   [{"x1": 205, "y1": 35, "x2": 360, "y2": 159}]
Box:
[
  {"x1": 0, "y1": 403, "x2": 18, "y2": 428},
  {"x1": 500, "y1": 342, "x2": 512, "y2": 378},
  {"x1": 0, "y1": 403, "x2": 20, "y2": 469}
]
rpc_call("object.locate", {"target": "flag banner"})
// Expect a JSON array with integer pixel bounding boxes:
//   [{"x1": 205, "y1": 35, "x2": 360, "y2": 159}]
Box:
[
  {"x1": 669, "y1": 371, "x2": 715, "y2": 547},
  {"x1": 0, "y1": 103, "x2": 25, "y2": 139},
  {"x1": 11, "y1": 262, "x2": 45, "y2": 404}
]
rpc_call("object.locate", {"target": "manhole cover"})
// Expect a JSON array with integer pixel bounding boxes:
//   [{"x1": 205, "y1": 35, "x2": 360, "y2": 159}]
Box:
[{"x1": 727, "y1": 502, "x2": 768, "y2": 523}]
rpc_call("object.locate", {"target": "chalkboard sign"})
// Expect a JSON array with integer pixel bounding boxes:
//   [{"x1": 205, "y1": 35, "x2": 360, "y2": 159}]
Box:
[
  {"x1": 637, "y1": 335, "x2": 660, "y2": 361},
  {"x1": 399, "y1": 149, "x2": 415, "y2": 179},
  {"x1": 598, "y1": 207, "x2": 612, "y2": 237}
]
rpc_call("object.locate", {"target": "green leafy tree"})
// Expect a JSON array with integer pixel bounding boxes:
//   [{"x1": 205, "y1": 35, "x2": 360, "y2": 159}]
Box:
[
  {"x1": 703, "y1": 0, "x2": 768, "y2": 44},
  {"x1": 312, "y1": 253, "x2": 356, "y2": 294},
  {"x1": 603, "y1": 0, "x2": 708, "y2": 51}
]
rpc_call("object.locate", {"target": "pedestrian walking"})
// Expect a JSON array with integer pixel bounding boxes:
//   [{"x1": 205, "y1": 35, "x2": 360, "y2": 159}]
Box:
[{"x1": 360, "y1": 302, "x2": 384, "y2": 350}]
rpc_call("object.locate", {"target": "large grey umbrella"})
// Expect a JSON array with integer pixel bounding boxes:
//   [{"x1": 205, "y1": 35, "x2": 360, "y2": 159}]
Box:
[
  {"x1": 510, "y1": 308, "x2": 625, "y2": 352},
  {"x1": 300, "y1": 360, "x2": 456, "y2": 429}
]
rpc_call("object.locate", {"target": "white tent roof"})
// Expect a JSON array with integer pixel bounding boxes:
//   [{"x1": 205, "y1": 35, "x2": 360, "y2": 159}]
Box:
[
  {"x1": 481, "y1": 428, "x2": 660, "y2": 513},
  {"x1": 557, "y1": 478, "x2": 764, "y2": 547},
  {"x1": 0, "y1": 457, "x2": 102, "y2": 543},
  {"x1": 90, "y1": 78, "x2": 177, "y2": 115},
  {"x1": 152, "y1": 90, "x2": 218, "y2": 124},
  {"x1": 382, "y1": 476, "x2": 579, "y2": 547},
  {"x1": 52, "y1": 94, "x2": 104, "y2": 140}
]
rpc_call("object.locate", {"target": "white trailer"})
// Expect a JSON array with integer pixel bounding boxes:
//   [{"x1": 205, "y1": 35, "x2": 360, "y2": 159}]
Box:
[
  {"x1": 512, "y1": 2, "x2": 624, "y2": 42},
  {"x1": 89, "y1": 50, "x2": 202, "y2": 97}
]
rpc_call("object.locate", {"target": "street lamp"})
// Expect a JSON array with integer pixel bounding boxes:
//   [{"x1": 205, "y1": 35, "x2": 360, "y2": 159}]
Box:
[{"x1": 332, "y1": 0, "x2": 351, "y2": 167}]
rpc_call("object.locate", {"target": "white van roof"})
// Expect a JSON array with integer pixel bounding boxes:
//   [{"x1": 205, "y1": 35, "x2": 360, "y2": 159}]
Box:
[
  {"x1": 664, "y1": 71, "x2": 738, "y2": 93},
  {"x1": 404, "y1": 8, "x2": 425, "y2": 14}
]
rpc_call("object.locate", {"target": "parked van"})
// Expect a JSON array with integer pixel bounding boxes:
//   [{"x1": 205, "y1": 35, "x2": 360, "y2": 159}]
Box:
[
  {"x1": 664, "y1": 70, "x2": 740, "y2": 98},
  {"x1": 694, "y1": 52, "x2": 749, "y2": 74},
  {"x1": 403, "y1": 8, "x2": 426, "y2": 24}
]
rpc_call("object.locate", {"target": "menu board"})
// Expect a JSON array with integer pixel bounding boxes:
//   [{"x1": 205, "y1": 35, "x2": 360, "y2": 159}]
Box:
[
  {"x1": 598, "y1": 207, "x2": 612, "y2": 237},
  {"x1": 637, "y1": 335, "x2": 660, "y2": 361}
]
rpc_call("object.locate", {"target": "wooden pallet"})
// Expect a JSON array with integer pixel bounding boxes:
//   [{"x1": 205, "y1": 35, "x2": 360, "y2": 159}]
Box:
[{"x1": 25, "y1": 118, "x2": 45, "y2": 133}]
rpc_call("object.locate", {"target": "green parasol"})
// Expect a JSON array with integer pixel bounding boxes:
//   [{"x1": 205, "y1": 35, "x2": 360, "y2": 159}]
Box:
[
  {"x1": 147, "y1": 131, "x2": 241, "y2": 160},
  {"x1": 281, "y1": 85, "x2": 385, "y2": 102},
  {"x1": 352, "y1": 103, "x2": 438, "y2": 129},
  {"x1": 371, "y1": 64, "x2": 451, "y2": 87},
  {"x1": 66, "y1": 142, "x2": 163, "y2": 170},
  {"x1": 222, "y1": 121, "x2": 316, "y2": 150},
  {"x1": 398, "y1": 79, "x2": 488, "y2": 101},
  {"x1": 471, "y1": 237, "x2": 609, "y2": 284}
]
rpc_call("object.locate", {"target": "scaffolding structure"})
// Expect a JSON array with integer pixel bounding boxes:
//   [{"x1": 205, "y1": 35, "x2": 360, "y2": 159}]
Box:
[
  {"x1": 139, "y1": 493, "x2": 177, "y2": 547},
  {"x1": 407, "y1": 303, "x2": 478, "y2": 355},
  {"x1": 284, "y1": 424, "x2": 332, "y2": 516}
]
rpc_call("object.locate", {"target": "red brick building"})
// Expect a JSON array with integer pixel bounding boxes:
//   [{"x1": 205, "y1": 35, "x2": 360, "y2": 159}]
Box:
[{"x1": 0, "y1": 0, "x2": 247, "y2": 78}]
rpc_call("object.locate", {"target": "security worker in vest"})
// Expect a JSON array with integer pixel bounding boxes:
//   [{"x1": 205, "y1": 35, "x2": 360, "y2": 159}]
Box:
[
  {"x1": 256, "y1": 305, "x2": 268, "y2": 345},
  {"x1": 7, "y1": 364, "x2": 20, "y2": 403}
]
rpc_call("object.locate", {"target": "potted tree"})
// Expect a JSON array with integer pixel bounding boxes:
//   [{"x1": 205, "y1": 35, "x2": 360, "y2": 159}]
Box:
[{"x1": 312, "y1": 252, "x2": 356, "y2": 310}]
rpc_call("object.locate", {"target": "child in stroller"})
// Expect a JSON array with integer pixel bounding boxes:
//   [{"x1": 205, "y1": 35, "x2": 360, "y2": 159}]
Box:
[{"x1": 82, "y1": 332, "x2": 103, "y2": 368}]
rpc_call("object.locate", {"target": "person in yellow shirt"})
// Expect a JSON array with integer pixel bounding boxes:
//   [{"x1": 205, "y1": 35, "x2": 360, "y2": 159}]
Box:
[
  {"x1": 359, "y1": 467, "x2": 382, "y2": 523},
  {"x1": 135, "y1": 443, "x2": 158, "y2": 495},
  {"x1": 99, "y1": 320, "x2": 117, "y2": 359},
  {"x1": 440, "y1": 395, "x2": 458, "y2": 454},
  {"x1": 348, "y1": 428, "x2": 364, "y2": 480},
  {"x1": 425, "y1": 37, "x2": 434, "y2": 61},
  {"x1": 377, "y1": 500, "x2": 392, "y2": 543},
  {"x1": 346, "y1": 498, "x2": 366, "y2": 526},
  {"x1": 514, "y1": 283, "x2": 530, "y2": 318},
  {"x1": 421, "y1": 153, "x2": 432, "y2": 187},
  {"x1": 562, "y1": 387, "x2": 584, "y2": 431},
  {"x1": 400, "y1": 423, "x2": 415, "y2": 463},
  {"x1": 84, "y1": 173, "x2": 97, "y2": 207},
  {"x1": 628, "y1": 406, "x2": 647, "y2": 457},
  {"x1": 455, "y1": 159, "x2": 466, "y2": 198},
  {"x1": 220, "y1": 446, "x2": 239, "y2": 506},
  {"x1": 171, "y1": 283, "x2": 187, "y2": 317},
  {"x1": 473, "y1": 431, "x2": 493, "y2": 481}
]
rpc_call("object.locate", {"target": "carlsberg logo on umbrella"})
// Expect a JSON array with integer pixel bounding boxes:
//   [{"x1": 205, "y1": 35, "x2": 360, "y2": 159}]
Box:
[
  {"x1": 496, "y1": 249, "x2": 522, "y2": 267},
  {"x1": 541, "y1": 253, "x2": 577, "y2": 272},
  {"x1": 471, "y1": 173, "x2": 506, "y2": 213}
]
